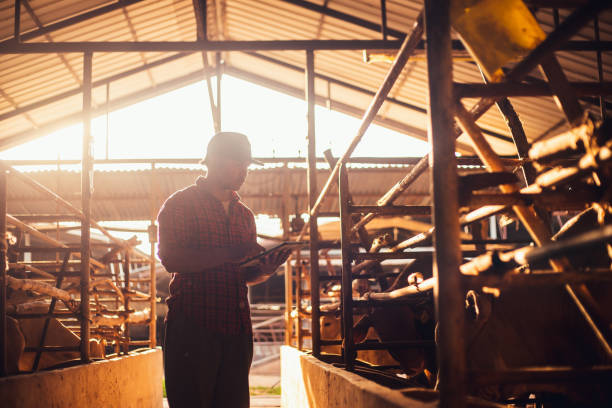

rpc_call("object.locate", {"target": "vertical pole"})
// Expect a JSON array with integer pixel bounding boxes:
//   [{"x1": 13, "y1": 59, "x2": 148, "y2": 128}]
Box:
[
  {"x1": 295, "y1": 252, "x2": 303, "y2": 350},
  {"x1": 149, "y1": 240, "x2": 157, "y2": 348},
  {"x1": 284, "y1": 257, "x2": 292, "y2": 345},
  {"x1": 149, "y1": 163, "x2": 157, "y2": 348},
  {"x1": 282, "y1": 161, "x2": 293, "y2": 345},
  {"x1": 105, "y1": 83, "x2": 110, "y2": 160},
  {"x1": 124, "y1": 250, "x2": 131, "y2": 353},
  {"x1": 14, "y1": 0, "x2": 21, "y2": 42},
  {"x1": 594, "y1": 17, "x2": 606, "y2": 120},
  {"x1": 380, "y1": 0, "x2": 388, "y2": 40},
  {"x1": 193, "y1": 0, "x2": 219, "y2": 132},
  {"x1": 215, "y1": 52, "x2": 222, "y2": 130},
  {"x1": 339, "y1": 164, "x2": 354, "y2": 370},
  {"x1": 306, "y1": 49, "x2": 320, "y2": 357},
  {"x1": 424, "y1": 1, "x2": 465, "y2": 406},
  {"x1": 80, "y1": 51, "x2": 93, "y2": 363},
  {"x1": 200, "y1": 0, "x2": 207, "y2": 40},
  {"x1": 0, "y1": 171, "x2": 7, "y2": 377},
  {"x1": 281, "y1": 162, "x2": 291, "y2": 241}
]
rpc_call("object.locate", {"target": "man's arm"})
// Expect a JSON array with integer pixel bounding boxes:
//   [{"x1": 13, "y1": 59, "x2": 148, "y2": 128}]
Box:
[
  {"x1": 159, "y1": 243, "x2": 261, "y2": 274},
  {"x1": 244, "y1": 266, "x2": 272, "y2": 286}
]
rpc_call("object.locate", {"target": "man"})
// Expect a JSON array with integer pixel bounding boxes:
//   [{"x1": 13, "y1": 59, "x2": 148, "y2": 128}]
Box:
[{"x1": 157, "y1": 132, "x2": 290, "y2": 408}]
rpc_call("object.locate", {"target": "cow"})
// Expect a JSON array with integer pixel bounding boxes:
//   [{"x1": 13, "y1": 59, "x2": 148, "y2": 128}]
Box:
[
  {"x1": 6, "y1": 302, "x2": 105, "y2": 374},
  {"x1": 462, "y1": 204, "x2": 612, "y2": 405},
  {"x1": 465, "y1": 286, "x2": 611, "y2": 406},
  {"x1": 319, "y1": 204, "x2": 612, "y2": 404},
  {"x1": 320, "y1": 313, "x2": 399, "y2": 368},
  {"x1": 319, "y1": 259, "x2": 437, "y2": 386}
]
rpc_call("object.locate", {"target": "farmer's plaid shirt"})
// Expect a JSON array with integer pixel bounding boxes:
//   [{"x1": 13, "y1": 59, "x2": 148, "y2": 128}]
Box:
[{"x1": 157, "y1": 176, "x2": 255, "y2": 335}]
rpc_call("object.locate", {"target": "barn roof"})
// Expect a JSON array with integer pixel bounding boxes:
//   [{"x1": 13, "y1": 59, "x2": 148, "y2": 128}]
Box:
[{"x1": 1, "y1": 1, "x2": 610, "y2": 157}]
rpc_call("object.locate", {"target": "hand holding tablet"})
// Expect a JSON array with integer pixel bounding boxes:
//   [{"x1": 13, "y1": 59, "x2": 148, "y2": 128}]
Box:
[{"x1": 240, "y1": 241, "x2": 307, "y2": 267}]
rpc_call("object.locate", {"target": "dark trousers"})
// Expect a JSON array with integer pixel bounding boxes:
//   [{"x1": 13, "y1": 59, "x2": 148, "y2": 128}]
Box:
[{"x1": 164, "y1": 315, "x2": 253, "y2": 408}]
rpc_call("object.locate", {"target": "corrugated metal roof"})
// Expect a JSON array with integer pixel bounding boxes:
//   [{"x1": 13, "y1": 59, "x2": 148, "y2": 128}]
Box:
[
  {"x1": 0, "y1": 1, "x2": 610, "y2": 155},
  {"x1": 6, "y1": 164, "x2": 443, "y2": 220}
]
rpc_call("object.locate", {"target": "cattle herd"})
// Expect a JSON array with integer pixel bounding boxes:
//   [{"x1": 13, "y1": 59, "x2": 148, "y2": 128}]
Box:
[
  {"x1": 3, "y1": 235, "x2": 151, "y2": 374},
  {"x1": 313, "y1": 117, "x2": 612, "y2": 406}
]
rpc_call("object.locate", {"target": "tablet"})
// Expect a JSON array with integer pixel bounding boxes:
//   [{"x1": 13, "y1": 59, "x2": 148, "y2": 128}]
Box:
[{"x1": 240, "y1": 241, "x2": 307, "y2": 267}]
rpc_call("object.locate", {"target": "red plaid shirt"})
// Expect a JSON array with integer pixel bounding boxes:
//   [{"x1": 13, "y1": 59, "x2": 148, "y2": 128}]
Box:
[{"x1": 157, "y1": 176, "x2": 256, "y2": 335}]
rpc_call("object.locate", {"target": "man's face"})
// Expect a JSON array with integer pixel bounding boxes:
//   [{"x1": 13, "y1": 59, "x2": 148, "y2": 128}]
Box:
[{"x1": 209, "y1": 157, "x2": 250, "y2": 191}]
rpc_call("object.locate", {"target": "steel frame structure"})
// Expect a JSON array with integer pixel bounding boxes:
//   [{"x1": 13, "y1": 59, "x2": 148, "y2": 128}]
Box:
[
  {"x1": 0, "y1": 161, "x2": 158, "y2": 376},
  {"x1": 1, "y1": 1, "x2": 612, "y2": 407},
  {"x1": 284, "y1": 0, "x2": 612, "y2": 407}
]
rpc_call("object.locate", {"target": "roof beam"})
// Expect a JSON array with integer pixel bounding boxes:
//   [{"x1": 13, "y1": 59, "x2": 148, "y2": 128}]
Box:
[
  {"x1": 8, "y1": 191, "x2": 426, "y2": 202},
  {"x1": 1, "y1": 157, "x2": 510, "y2": 166},
  {"x1": 0, "y1": 39, "x2": 405, "y2": 53},
  {"x1": 455, "y1": 81, "x2": 612, "y2": 98},
  {"x1": 1, "y1": 39, "x2": 609, "y2": 54},
  {"x1": 500, "y1": 67, "x2": 612, "y2": 112},
  {"x1": 0, "y1": 0, "x2": 146, "y2": 45}
]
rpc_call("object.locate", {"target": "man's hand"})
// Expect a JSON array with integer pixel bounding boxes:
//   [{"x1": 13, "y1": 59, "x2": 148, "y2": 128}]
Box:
[
  {"x1": 245, "y1": 248, "x2": 292, "y2": 285},
  {"x1": 259, "y1": 248, "x2": 292, "y2": 275}
]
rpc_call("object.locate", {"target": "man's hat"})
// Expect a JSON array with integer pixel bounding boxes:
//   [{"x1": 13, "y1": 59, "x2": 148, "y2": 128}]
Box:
[{"x1": 201, "y1": 132, "x2": 263, "y2": 165}]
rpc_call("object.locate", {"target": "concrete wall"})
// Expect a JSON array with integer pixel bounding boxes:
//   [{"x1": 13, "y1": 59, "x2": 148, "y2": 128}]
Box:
[
  {"x1": 0, "y1": 348, "x2": 163, "y2": 408},
  {"x1": 281, "y1": 346, "x2": 436, "y2": 408}
]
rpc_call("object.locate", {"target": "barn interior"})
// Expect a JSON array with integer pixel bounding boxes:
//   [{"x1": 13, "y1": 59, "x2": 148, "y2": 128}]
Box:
[{"x1": 1, "y1": 1, "x2": 612, "y2": 407}]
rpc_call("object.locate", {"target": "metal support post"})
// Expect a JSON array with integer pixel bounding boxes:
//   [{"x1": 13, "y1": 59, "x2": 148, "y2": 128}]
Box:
[
  {"x1": 0, "y1": 171, "x2": 7, "y2": 377},
  {"x1": 424, "y1": 0, "x2": 466, "y2": 406},
  {"x1": 80, "y1": 51, "x2": 93, "y2": 363},
  {"x1": 281, "y1": 163, "x2": 291, "y2": 240},
  {"x1": 14, "y1": 0, "x2": 21, "y2": 42},
  {"x1": 193, "y1": 0, "x2": 221, "y2": 133},
  {"x1": 124, "y1": 249, "x2": 131, "y2": 353},
  {"x1": 380, "y1": 0, "x2": 388, "y2": 40},
  {"x1": 148, "y1": 164, "x2": 157, "y2": 348},
  {"x1": 594, "y1": 16, "x2": 606, "y2": 119},
  {"x1": 296, "y1": 252, "x2": 303, "y2": 350},
  {"x1": 282, "y1": 163, "x2": 293, "y2": 345},
  {"x1": 339, "y1": 164, "x2": 354, "y2": 370},
  {"x1": 284, "y1": 256, "x2": 293, "y2": 345},
  {"x1": 215, "y1": 52, "x2": 222, "y2": 129},
  {"x1": 305, "y1": 49, "x2": 320, "y2": 357}
]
